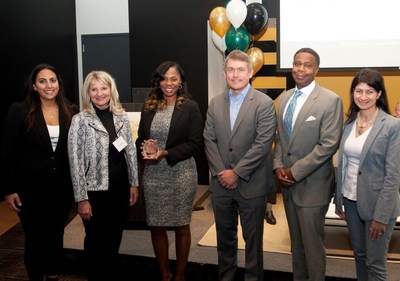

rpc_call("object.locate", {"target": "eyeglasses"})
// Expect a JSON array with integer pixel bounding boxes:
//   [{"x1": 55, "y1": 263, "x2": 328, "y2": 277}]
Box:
[{"x1": 293, "y1": 61, "x2": 314, "y2": 70}]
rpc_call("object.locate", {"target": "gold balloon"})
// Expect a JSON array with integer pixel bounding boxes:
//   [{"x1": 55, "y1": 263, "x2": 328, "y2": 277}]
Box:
[
  {"x1": 246, "y1": 47, "x2": 264, "y2": 74},
  {"x1": 209, "y1": 7, "x2": 231, "y2": 38}
]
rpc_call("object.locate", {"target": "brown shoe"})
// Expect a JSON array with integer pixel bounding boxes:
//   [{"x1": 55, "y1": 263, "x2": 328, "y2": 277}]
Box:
[{"x1": 265, "y1": 211, "x2": 276, "y2": 225}]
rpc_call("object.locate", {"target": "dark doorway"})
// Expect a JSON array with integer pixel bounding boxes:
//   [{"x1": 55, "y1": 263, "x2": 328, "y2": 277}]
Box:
[{"x1": 82, "y1": 33, "x2": 132, "y2": 102}]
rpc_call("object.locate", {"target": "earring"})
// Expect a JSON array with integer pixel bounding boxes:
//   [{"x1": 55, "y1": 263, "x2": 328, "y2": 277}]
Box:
[{"x1": 179, "y1": 84, "x2": 183, "y2": 89}]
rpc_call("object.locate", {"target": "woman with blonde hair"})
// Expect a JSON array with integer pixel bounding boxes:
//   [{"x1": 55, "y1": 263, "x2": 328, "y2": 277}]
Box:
[{"x1": 68, "y1": 70, "x2": 139, "y2": 281}]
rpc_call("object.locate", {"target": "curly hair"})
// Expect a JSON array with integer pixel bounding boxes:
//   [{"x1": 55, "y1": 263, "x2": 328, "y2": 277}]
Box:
[{"x1": 143, "y1": 61, "x2": 191, "y2": 112}]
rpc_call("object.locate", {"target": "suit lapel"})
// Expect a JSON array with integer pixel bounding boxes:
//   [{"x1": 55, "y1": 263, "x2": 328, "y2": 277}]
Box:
[
  {"x1": 168, "y1": 105, "x2": 178, "y2": 139},
  {"x1": 342, "y1": 121, "x2": 353, "y2": 142},
  {"x1": 359, "y1": 110, "x2": 385, "y2": 167},
  {"x1": 231, "y1": 89, "x2": 253, "y2": 135},
  {"x1": 34, "y1": 110, "x2": 54, "y2": 152},
  {"x1": 278, "y1": 90, "x2": 294, "y2": 148},
  {"x1": 222, "y1": 93, "x2": 232, "y2": 138},
  {"x1": 290, "y1": 86, "x2": 319, "y2": 143},
  {"x1": 55, "y1": 110, "x2": 68, "y2": 153},
  {"x1": 143, "y1": 111, "x2": 156, "y2": 139}
]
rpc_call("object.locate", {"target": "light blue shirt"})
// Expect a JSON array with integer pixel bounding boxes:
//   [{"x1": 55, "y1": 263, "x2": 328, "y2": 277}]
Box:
[{"x1": 229, "y1": 84, "x2": 250, "y2": 130}]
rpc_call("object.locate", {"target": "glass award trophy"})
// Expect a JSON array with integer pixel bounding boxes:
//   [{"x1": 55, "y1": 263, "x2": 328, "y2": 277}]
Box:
[{"x1": 143, "y1": 139, "x2": 159, "y2": 158}]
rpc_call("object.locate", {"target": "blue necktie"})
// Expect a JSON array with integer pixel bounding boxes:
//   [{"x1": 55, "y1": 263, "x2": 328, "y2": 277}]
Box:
[{"x1": 283, "y1": 90, "x2": 302, "y2": 141}]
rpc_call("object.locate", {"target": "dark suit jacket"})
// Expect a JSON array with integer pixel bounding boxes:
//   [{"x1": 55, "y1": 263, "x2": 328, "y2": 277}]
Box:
[
  {"x1": 136, "y1": 99, "x2": 204, "y2": 167},
  {"x1": 2, "y1": 101, "x2": 76, "y2": 199},
  {"x1": 203, "y1": 86, "x2": 277, "y2": 199}
]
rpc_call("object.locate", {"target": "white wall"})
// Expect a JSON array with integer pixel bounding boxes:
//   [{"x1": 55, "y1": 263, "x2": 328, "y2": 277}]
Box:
[
  {"x1": 75, "y1": 0, "x2": 129, "y2": 95},
  {"x1": 207, "y1": 24, "x2": 227, "y2": 102}
]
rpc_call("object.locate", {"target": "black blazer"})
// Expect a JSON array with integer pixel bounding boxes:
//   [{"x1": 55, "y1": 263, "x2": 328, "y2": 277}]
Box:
[
  {"x1": 1, "y1": 101, "x2": 76, "y2": 197},
  {"x1": 136, "y1": 99, "x2": 204, "y2": 166}
]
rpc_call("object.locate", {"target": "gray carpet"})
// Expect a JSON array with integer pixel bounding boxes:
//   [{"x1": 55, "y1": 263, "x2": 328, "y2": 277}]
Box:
[{"x1": 64, "y1": 185, "x2": 400, "y2": 280}]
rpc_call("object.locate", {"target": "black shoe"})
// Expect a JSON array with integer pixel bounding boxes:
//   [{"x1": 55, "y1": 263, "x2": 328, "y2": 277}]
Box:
[
  {"x1": 265, "y1": 211, "x2": 276, "y2": 225},
  {"x1": 45, "y1": 276, "x2": 59, "y2": 281}
]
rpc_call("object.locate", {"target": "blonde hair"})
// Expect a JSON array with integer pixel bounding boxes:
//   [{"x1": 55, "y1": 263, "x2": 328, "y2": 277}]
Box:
[
  {"x1": 81, "y1": 71, "x2": 124, "y2": 115},
  {"x1": 224, "y1": 50, "x2": 253, "y2": 71}
]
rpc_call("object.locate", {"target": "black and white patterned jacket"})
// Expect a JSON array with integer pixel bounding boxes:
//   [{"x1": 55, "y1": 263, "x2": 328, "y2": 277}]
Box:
[{"x1": 68, "y1": 108, "x2": 139, "y2": 202}]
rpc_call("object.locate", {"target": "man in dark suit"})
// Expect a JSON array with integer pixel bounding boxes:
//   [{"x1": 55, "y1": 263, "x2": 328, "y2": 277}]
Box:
[
  {"x1": 273, "y1": 48, "x2": 343, "y2": 281},
  {"x1": 203, "y1": 50, "x2": 276, "y2": 281}
]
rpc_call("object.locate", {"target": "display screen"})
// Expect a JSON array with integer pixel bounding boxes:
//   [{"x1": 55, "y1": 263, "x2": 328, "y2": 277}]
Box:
[{"x1": 277, "y1": 0, "x2": 400, "y2": 71}]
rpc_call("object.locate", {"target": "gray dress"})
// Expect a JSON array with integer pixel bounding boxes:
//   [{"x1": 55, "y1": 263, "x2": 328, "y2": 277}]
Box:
[{"x1": 143, "y1": 105, "x2": 197, "y2": 226}]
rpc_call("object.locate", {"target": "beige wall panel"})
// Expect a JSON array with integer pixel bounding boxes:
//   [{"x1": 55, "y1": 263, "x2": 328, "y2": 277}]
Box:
[{"x1": 252, "y1": 77, "x2": 287, "y2": 89}]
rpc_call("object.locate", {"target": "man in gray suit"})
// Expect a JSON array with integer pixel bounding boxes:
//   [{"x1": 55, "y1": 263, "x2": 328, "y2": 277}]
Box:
[
  {"x1": 203, "y1": 50, "x2": 276, "y2": 281},
  {"x1": 273, "y1": 48, "x2": 343, "y2": 281}
]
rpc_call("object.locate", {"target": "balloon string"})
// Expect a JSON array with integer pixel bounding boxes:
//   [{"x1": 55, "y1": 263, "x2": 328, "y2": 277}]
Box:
[{"x1": 250, "y1": 35, "x2": 255, "y2": 48}]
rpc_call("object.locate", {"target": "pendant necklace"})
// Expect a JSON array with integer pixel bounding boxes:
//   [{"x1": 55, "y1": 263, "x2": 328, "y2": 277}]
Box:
[{"x1": 357, "y1": 110, "x2": 377, "y2": 135}]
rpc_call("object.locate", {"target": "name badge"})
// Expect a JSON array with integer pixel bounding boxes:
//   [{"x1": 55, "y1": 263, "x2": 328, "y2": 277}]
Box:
[{"x1": 113, "y1": 136, "x2": 128, "y2": 152}]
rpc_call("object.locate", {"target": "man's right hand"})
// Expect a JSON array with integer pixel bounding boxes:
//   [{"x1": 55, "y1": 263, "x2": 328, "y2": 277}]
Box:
[{"x1": 275, "y1": 167, "x2": 295, "y2": 187}]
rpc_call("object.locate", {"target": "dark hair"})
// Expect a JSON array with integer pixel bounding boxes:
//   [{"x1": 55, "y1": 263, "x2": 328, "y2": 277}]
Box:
[
  {"x1": 294, "y1": 47, "x2": 320, "y2": 66},
  {"x1": 25, "y1": 64, "x2": 75, "y2": 131},
  {"x1": 346, "y1": 68, "x2": 390, "y2": 124},
  {"x1": 143, "y1": 61, "x2": 191, "y2": 112}
]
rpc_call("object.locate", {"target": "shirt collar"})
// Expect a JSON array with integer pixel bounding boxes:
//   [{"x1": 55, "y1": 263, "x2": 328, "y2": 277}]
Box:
[
  {"x1": 296, "y1": 80, "x2": 316, "y2": 97},
  {"x1": 228, "y1": 83, "x2": 250, "y2": 99}
]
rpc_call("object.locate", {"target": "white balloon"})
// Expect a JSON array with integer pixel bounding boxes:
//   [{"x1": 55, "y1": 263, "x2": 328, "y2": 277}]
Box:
[
  {"x1": 211, "y1": 31, "x2": 227, "y2": 53},
  {"x1": 226, "y1": 0, "x2": 247, "y2": 29}
]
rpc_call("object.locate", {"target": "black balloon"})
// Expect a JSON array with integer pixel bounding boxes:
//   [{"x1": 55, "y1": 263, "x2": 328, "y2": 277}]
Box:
[{"x1": 244, "y1": 3, "x2": 269, "y2": 36}]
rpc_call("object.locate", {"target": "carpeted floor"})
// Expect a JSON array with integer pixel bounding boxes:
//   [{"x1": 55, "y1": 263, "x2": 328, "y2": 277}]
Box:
[
  {"x1": 197, "y1": 195, "x2": 400, "y2": 261},
  {"x1": 61, "y1": 189, "x2": 399, "y2": 280},
  {"x1": 0, "y1": 221, "x2": 298, "y2": 281},
  {"x1": 0, "y1": 221, "x2": 359, "y2": 281},
  {"x1": 3, "y1": 186, "x2": 398, "y2": 280}
]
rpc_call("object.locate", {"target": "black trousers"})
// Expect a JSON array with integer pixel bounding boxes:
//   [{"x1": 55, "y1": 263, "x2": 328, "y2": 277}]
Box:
[
  {"x1": 18, "y1": 189, "x2": 72, "y2": 281},
  {"x1": 83, "y1": 183, "x2": 130, "y2": 281}
]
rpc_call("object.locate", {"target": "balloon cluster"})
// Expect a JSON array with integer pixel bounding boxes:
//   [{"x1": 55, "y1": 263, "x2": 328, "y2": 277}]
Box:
[{"x1": 209, "y1": 0, "x2": 269, "y2": 74}]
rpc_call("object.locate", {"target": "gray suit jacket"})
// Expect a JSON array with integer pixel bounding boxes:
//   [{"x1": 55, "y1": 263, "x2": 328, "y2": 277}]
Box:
[
  {"x1": 335, "y1": 109, "x2": 400, "y2": 224},
  {"x1": 203, "y1": 86, "x2": 277, "y2": 199},
  {"x1": 273, "y1": 83, "x2": 343, "y2": 206}
]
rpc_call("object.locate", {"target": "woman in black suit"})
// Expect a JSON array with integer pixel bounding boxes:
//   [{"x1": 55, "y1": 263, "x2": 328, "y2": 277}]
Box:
[
  {"x1": 136, "y1": 61, "x2": 203, "y2": 281},
  {"x1": 1, "y1": 64, "x2": 77, "y2": 281}
]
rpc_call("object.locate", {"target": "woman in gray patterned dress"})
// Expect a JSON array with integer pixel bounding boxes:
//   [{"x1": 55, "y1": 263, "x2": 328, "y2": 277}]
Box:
[{"x1": 136, "y1": 61, "x2": 203, "y2": 281}]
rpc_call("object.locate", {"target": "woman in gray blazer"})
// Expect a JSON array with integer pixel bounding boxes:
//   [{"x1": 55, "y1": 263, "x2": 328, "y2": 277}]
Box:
[{"x1": 335, "y1": 68, "x2": 400, "y2": 281}]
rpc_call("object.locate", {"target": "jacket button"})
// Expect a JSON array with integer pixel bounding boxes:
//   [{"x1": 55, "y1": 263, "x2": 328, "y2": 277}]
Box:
[
  {"x1": 358, "y1": 171, "x2": 362, "y2": 175},
  {"x1": 229, "y1": 148, "x2": 233, "y2": 151},
  {"x1": 50, "y1": 156, "x2": 55, "y2": 160}
]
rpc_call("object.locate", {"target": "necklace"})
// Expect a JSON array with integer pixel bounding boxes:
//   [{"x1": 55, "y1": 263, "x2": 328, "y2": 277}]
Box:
[{"x1": 356, "y1": 110, "x2": 378, "y2": 135}]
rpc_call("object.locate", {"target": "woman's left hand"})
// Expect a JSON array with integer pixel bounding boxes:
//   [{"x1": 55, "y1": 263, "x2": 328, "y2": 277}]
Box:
[{"x1": 370, "y1": 220, "x2": 386, "y2": 240}]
